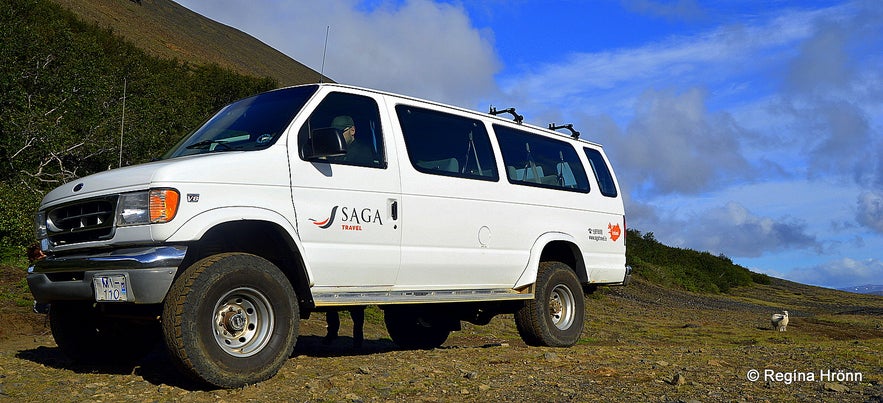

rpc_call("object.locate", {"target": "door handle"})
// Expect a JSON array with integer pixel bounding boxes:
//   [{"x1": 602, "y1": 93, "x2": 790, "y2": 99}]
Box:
[{"x1": 389, "y1": 199, "x2": 398, "y2": 221}]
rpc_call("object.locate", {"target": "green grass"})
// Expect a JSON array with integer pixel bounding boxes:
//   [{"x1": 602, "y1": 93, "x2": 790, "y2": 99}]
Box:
[
  {"x1": 0, "y1": 267, "x2": 32, "y2": 308},
  {"x1": 0, "y1": 246, "x2": 28, "y2": 268}
]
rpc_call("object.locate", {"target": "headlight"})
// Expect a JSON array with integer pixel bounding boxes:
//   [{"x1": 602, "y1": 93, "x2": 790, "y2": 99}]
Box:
[
  {"x1": 118, "y1": 191, "x2": 149, "y2": 226},
  {"x1": 34, "y1": 211, "x2": 47, "y2": 239},
  {"x1": 117, "y1": 189, "x2": 180, "y2": 226}
]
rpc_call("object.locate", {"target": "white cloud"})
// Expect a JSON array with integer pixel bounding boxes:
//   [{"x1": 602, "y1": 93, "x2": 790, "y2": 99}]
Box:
[
  {"x1": 789, "y1": 257, "x2": 883, "y2": 289},
  {"x1": 806, "y1": 100, "x2": 873, "y2": 178},
  {"x1": 775, "y1": 5, "x2": 883, "y2": 185},
  {"x1": 318, "y1": 1, "x2": 501, "y2": 106},
  {"x1": 634, "y1": 200, "x2": 821, "y2": 259},
  {"x1": 783, "y1": 2, "x2": 883, "y2": 96},
  {"x1": 496, "y1": 2, "x2": 883, "y2": 189},
  {"x1": 857, "y1": 191, "x2": 883, "y2": 233},
  {"x1": 691, "y1": 202, "x2": 820, "y2": 258},
  {"x1": 176, "y1": 0, "x2": 501, "y2": 107},
  {"x1": 610, "y1": 88, "x2": 755, "y2": 195},
  {"x1": 497, "y1": 5, "x2": 823, "y2": 118},
  {"x1": 492, "y1": 5, "x2": 856, "y2": 199}
]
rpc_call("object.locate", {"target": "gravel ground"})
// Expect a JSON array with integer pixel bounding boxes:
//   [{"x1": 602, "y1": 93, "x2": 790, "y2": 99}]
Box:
[{"x1": 1, "y1": 269, "x2": 881, "y2": 402}]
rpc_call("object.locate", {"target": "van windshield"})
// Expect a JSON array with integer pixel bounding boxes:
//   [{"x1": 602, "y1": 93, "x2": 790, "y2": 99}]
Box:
[{"x1": 162, "y1": 85, "x2": 318, "y2": 159}]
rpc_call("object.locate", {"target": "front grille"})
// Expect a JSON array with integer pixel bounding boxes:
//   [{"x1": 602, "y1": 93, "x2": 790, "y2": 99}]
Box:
[{"x1": 46, "y1": 196, "x2": 118, "y2": 245}]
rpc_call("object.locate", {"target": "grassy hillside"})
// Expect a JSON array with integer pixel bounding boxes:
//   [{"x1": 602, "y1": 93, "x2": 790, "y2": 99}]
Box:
[
  {"x1": 49, "y1": 0, "x2": 330, "y2": 86},
  {"x1": 0, "y1": 0, "x2": 279, "y2": 250},
  {"x1": 626, "y1": 229, "x2": 771, "y2": 293}
]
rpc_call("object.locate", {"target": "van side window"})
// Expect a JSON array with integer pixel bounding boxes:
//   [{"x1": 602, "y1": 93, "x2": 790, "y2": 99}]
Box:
[
  {"x1": 494, "y1": 124, "x2": 590, "y2": 192},
  {"x1": 298, "y1": 92, "x2": 386, "y2": 168},
  {"x1": 396, "y1": 105, "x2": 498, "y2": 181},
  {"x1": 584, "y1": 147, "x2": 618, "y2": 197}
]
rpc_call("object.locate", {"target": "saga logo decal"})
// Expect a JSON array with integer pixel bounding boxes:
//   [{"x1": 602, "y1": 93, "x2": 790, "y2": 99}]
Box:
[
  {"x1": 588, "y1": 223, "x2": 622, "y2": 242},
  {"x1": 608, "y1": 223, "x2": 622, "y2": 242},
  {"x1": 310, "y1": 206, "x2": 383, "y2": 231},
  {"x1": 310, "y1": 206, "x2": 339, "y2": 229}
]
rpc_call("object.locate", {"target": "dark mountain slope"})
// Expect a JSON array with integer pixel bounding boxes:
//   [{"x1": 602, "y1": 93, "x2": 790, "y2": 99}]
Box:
[{"x1": 50, "y1": 0, "x2": 329, "y2": 86}]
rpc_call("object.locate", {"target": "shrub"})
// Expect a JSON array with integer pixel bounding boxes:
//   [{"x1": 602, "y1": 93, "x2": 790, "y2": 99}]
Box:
[{"x1": 626, "y1": 229, "x2": 766, "y2": 293}]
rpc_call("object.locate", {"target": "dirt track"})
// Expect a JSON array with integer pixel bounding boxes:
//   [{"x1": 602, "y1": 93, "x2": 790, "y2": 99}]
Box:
[{"x1": 1, "y1": 272, "x2": 882, "y2": 402}]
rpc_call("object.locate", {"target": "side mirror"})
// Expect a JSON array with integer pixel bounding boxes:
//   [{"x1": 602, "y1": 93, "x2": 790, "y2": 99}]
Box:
[{"x1": 304, "y1": 127, "x2": 347, "y2": 160}]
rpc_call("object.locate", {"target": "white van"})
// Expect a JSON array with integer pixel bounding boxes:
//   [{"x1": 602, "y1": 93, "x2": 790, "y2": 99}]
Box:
[{"x1": 28, "y1": 84, "x2": 628, "y2": 388}]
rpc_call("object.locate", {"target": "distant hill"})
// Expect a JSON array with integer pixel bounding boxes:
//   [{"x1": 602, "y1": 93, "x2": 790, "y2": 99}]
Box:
[
  {"x1": 1, "y1": 0, "x2": 285, "y2": 249},
  {"x1": 840, "y1": 285, "x2": 883, "y2": 296},
  {"x1": 49, "y1": 0, "x2": 330, "y2": 86},
  {"x1": 626, "y1": 229, "x2": 771, "y2": 293}
]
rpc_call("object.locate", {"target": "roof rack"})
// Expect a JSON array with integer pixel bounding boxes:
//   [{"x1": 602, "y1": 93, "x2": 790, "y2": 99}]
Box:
[
  {"x1": 489, "y1": 106, "x2": 523, "y2": 124},
  {"x1": 548, "y1": 123, "x2": 580, "y2": 139}
]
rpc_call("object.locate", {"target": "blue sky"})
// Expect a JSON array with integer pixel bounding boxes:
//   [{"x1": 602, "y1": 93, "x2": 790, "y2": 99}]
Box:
[{"x1": 175, "y1": 0, "x2": 883, "y2": 289}]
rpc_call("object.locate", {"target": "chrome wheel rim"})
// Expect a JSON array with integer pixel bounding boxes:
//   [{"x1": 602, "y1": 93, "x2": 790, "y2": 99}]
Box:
[
  {"x1": 213, "y1": 287, "x2": 274, "y2": 357},
  {"x1": 549, "y1": 284, "x2": 575, "y2": 330}
]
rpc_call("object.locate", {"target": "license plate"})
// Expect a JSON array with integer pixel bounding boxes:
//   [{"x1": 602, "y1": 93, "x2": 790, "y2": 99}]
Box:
[{"x1": 93, "y1": 274, "x2": 129, "y2": 302}]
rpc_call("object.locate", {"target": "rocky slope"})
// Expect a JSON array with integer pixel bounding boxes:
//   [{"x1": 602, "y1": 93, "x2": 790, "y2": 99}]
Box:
[{"x1": 1, "y1": 263, "x2": 881, "y2": 402}]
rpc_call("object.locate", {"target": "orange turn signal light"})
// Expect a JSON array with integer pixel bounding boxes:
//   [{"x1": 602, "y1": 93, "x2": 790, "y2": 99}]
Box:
[{"x1": 149, "y1": 189, "x2": 180, "y2": 223}]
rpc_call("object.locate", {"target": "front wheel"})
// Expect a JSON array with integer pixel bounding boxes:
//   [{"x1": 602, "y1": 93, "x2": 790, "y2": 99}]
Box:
[
  {"x1": 162, "y1": 253, "x2": 299, "y2": 388},
  {"x1": 514, "y1": 261, "x2": 585, "y2": 347}
]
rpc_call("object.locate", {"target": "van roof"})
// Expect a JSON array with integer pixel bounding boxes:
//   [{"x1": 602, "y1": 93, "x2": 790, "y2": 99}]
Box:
[{"x1": 290, "y1": 83, "x2": 604, "y2": 148}]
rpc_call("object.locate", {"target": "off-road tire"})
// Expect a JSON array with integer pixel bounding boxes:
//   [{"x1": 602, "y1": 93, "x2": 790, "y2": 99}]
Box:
[
  {"x1": 514, "y1": 261, "x2": 585, "y2": 347},
  {"x1": 161, "y1": 253, "x2": 298, "y2": 388}
]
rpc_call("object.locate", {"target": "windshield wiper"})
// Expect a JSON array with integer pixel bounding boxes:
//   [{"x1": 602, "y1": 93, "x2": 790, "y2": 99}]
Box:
[{"x1": 185, "y1": 140, "x2": 234, "y2": 151}]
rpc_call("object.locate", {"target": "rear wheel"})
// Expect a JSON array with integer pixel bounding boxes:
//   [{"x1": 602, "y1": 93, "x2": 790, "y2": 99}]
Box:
[
  {"x1": 384, "y1": 306, "x2": 453, "y2": 349},
  {"x1": 514, "y1": 261, "x2": 585, "y2": 347},
  {"x1": 162, "y1": 253, "x2": 298, "y2": 388}
]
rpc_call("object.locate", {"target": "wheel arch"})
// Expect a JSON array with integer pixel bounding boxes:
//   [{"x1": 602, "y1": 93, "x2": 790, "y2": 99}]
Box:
[
  {"x1": 513, "y1": 232, "x2": 586, "y2": 289},
  {"x1": 178, "y1": 219, "x2": 315, "y2": 316}
]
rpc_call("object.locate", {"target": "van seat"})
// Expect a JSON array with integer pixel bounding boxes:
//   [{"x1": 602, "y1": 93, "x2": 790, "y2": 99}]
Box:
[
  {"x1": 509, "y1": 166, "x2": 544, "y2": 183},
  {"x1": 417, "y1": 158, "x2": 459, "y2": 173},
  {"x1": 556, "y1": 162, "x2": 577, "y2": 187},
  {"x1": 541, "y1": 175, "x2": 559, "y2": 185}
]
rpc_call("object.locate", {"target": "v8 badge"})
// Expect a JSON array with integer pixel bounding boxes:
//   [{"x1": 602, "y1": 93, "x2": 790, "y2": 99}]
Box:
[{"x1": 187, "y1": 194, "x2": 200, "y2": 203}]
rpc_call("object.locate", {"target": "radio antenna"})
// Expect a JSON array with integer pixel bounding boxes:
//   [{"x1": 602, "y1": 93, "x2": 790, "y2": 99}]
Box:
[
  {"x1": 118, "y1": 77, "x2": 126, "y2": 167},
  {"x1": 320, "y1": 25, "x2": 330, "y2": 83}
]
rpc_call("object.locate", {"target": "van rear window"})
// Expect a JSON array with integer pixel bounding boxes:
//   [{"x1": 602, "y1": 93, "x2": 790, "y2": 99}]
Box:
[
  {"x1": 584, "y1": 147, "x2": 618, "y2": 197},
  {"x1": 396, "y1": 105, "x2": 499, "y2": 181},
  {"x1": 494, "y1": 125, "x2": 590, "y2": 192}
]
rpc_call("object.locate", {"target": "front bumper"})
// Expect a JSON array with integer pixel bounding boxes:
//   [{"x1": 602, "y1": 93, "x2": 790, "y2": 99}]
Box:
[{"x1": 27, "y1": 245, "x2": 187, "y2": 305}]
